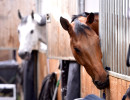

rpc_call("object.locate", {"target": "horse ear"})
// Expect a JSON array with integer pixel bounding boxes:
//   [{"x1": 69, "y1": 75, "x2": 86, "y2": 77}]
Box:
[
  {"x1": 60, "y1": 17, "x2": 70, "y2": 31},
  {"x1": 84, "y1": 12, "x2": 90, "y2": 16},
  {"x1": 18, "y1": 10, "x2": 22, "y2": 19},
  {"x1": 31, "y1": 10, "x2": 34, "y2": 19},
  {"x1": 38, "y1": 15, "x2": 46, "y2": 26},
  {"x1": 86, "y1": 13, "x2": 94, "y2": 24}
]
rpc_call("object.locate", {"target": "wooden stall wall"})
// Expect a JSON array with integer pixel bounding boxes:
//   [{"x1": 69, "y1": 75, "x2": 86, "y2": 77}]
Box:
[
  {"x1": 0, "y1": 50, "x2": 14, "y2": 61},
  {"x1": 45, "y1": 0, "x2": 78, "y2": 60},
  {"x1": 81, "y1": 65, "x2": 130, "y2": 100},
  {"x1": 0, "y1": 0, "x2": 35, "y2": 49},
  {"x1": 105, "y1": 75, "x2": 130, "y2": 100},
  {"x1": 80, "y1": 66, "x2": 100, "y2": 98}
]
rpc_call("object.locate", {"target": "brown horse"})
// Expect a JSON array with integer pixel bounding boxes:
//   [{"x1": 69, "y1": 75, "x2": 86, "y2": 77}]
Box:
[{"x1": 60, "y1": 12, "x2": 109, "y2": 89}]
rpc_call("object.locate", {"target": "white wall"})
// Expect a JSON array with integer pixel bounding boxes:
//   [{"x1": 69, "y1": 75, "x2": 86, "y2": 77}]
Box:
[{"x1": 85, "y1": 0, "x2": 99, "y2": 12}]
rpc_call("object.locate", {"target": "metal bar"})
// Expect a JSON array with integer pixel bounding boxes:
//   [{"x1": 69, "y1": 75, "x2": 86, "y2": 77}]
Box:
[
  {"x1": 122, "y1": 0, "x2": 126, "y2": 75},
  {"x1": 106, "y1": 0, "x2": 108, "y2": 67},
  {"x1": 100, "y1": 0, "x2": 130, "y2": 76},
  {"x1": 128, "y1": 0, "x2": 130, "y2": 75},
  {"x1": 102, "y1": 0, "x2": 106, "y2": 67},
  {"x1": 104, "y1": 0, "x2": 108, "y2": 67},
  {"x1": 117, "y1": 0, "x2": 120, "y2": 73},
  {"x1": 126, "y1": 0, "x2": 129, "y2": 75},
  {"x1": 115, "y1": 0, "x2": 118, "y2": 73},
  {"x1": 120, "y1": 0, "x2": 123, "y2": 74},
  {"x1": 112, "y1": 0, "x2": 115, "y2": 72},
  {"x1": 124, "y1": 0, "x2": 126, "y2": 75},
  {"x1": 109, "y1": 0, "x2": 113, "y2": 70},
  {"x1": 107, "y1": 0, "x2": 110, "y2": 67},
  {"x1": 78, "y1": 0, "x2": 85, "y2": 13}
]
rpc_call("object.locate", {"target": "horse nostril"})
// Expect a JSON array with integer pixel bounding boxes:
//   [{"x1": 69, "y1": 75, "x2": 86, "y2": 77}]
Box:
[
  {"x1": 93, "y1": 74, "x2": 109, "y2": 89},
  {"x1": 18, "y1": 52, "x2": 26, "y2": 59},
  {"x1": 25, "y1": 52, "x2": 28, "y2": 55}
]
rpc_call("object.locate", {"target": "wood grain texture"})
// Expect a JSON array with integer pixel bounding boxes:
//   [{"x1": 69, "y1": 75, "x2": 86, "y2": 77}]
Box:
[
  {"x1": 38, "y1": 52, "x2": 47, "y2": 95},
  {"x1": 80, "y1": 66, "x2": 100, "y2": 98},
  {"x1": 81, "y1": 69, "x2": 130, "y2": 100},
  {"x1": 47, "y1": 0, "x2": 77, "y2": 59},
  {"x1": 104, "y1": 76, "x2": 130, "y2": 100},
  {"x1": 0, "y1": 50, "x2": 13, "y2": 61}
]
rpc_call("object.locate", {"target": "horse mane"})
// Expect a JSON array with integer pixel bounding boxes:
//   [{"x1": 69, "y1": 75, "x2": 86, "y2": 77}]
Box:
[
  {"x1": 72, "y1": 12, "x2": 99, "y2": 36},
  {"x1": 20, "y1": 16, "x2": 28, "y2": 25},
  {"x1": 74, "y1": 19, "x2": 91, "y2": 36},
  {"x1": 71, "y1": 12, "x2": 89, "y2": 22},
  {"x1": 71, "y1": 12, "x2": 99, "y2": 22}
]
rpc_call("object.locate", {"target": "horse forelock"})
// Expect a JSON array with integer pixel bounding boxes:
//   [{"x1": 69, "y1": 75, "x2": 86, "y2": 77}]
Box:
[
  {"x1": 20, "y1": 16, "x2": 28, "y2": 25},
  {"x1": 74, "y1": 19, "x2": 91, "y2": 36},
  {"x1": 71, "y1": 12, "x2": 89, "y2": 22}
]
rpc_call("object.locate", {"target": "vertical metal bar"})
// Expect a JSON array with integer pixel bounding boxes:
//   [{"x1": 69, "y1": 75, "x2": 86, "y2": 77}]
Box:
[
  {"x1": 126, "y1": 0, "x2": 129, "y2": 75},
  {"x1": 120, "y1": 0, "x2": 123, "y2": 74},
  {"x1": 101, "y1": 0, "x2": 106, "y2": 67},
  {"x1": 78, "y1": 0, "x2": 85, "y2": 13},
  {"x1": 99, "y1": 0, "x2": 103, "y2": 63},
  {"x1": 125, "y1": 0, "x2": 128, "y2": 75},
  {"x1": 112, "y1": 0, "x2": 115, "y2": 72},
  {"x1": 115, "y1": 0, "x2": 118, "y2": 73},
  {"x1": 107, "y1": 0, "x2": 110, "y2": 66},
  {"x1": 103, "y1": 0, "x2": 106, "y2": 67},
  {"x1": 110, "y1": 0, "x2": 114, "y2": 70},
  {"x1": 100, "y1": 0, "x2": 129, "y2": 75},
  {"x1": 128, "y1": 0, "x2": 130, "y2": 75},
  {"x1": 105, "y1": 0, "x2": 108, "y2": 67},
  {"x1": 123, "y1": 0, "x2": 126, "y2": 75},
  {"x1": 108, "y1": 0, "x2": 111, "y2": 70},
  {"x1": 117, "y1": 0, "x2": 120, "y2": 73},
  {"x1": 122, "y1": 0, "x2": 126, "y2": 75}
]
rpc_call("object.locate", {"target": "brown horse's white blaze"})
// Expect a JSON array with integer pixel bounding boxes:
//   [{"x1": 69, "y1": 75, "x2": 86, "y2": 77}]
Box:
[{"x1": 60, "y1": 12, "x2": 109, "y2": 89}]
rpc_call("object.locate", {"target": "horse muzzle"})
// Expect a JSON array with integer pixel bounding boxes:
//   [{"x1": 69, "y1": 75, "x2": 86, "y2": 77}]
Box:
[
  {"x1": 18, "y1": 51, "x2": 31, "y2": 60},
  {"x1": 92, "y1": 73, "x2": 109, "y2": 89}
]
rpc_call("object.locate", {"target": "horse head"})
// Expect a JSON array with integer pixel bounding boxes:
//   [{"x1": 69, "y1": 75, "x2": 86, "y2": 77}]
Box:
[
  {"x1": 60, "y1": 12, "x2": 109, "y2": 89},
  {"x1": 17, "y1": 10, "x2": 47, "y2": 60}
]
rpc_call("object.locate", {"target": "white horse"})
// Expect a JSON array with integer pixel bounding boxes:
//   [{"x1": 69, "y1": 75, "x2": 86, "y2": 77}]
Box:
[{"x1": 17, "y1": 10, "x2": 47, "y2": 60}]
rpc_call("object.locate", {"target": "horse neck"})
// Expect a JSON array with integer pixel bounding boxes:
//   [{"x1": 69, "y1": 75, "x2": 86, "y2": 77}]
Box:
[{"x1": 37, "y1": 25, "x2": 47, "y2": 44}]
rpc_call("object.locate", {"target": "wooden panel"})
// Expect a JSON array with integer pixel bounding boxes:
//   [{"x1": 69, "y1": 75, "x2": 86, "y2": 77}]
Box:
[
  {"x1": 127, "y1": 81, "x2": 130, "y2": 88},
  {"x1": 47, "y1": 0, "x2": 77, "y2": 59},
  {"x1": 117, "y1": 78, "x2": 122, "y2": 100},
  {"x1": 105, "y1": 75, "x2": 130, "y2": 100},
  {"x1": 0, "y1": 0, "x2": 35, "y2": 49},
  {"x1": 80, "y1": 66, "x2": 100, "y2": 98},
  {"x1": 38, "y1": 52, "x2": 47, "y2": 95},
  {"x1": 81, "y1": 70, "x2": 130, "y2": 100},
  {"x1": 109, "y1": 76, "x2": 118, "y2": 100},
  {"x1": 121, "y1": 80, "x2": 127, "y2": 99},
  {"x1": 0, "y1": 50, "x2": 13, "y2": 61}
]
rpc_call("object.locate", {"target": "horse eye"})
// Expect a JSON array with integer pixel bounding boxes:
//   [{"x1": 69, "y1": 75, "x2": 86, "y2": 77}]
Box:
[
  {"x1": 30, "y1": 30, "x2": 34, "y2": 34},
  {"x1": 74, "y1": 48, "x2": 80, "y2": 54}
]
